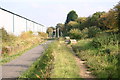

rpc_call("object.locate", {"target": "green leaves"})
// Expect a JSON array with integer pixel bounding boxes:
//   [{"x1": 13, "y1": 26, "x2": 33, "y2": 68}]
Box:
[
  {"x1": 69, "y1": 29, "x2": 82, "y2": 39},
  {"x1": 65, "y1": 10, "x2": 78, "y2": 24}
]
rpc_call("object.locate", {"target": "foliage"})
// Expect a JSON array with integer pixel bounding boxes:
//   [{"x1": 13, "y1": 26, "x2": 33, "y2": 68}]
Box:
[
  {"x1": 76, "y1": 17, "x2": 87, "y2": 24},
  {"x1": 61, "y1": 2, "x2": 120, "y2": 37},
  {"x1": 65, "y1": 10, "x2": 78, "y2": 24},
  {"x1": 88, "y1": 26, "x2": 101, "y2": 38},
  {"x1": 71, "y1": 33, "x2": 119, "y2": 78},
  {"x1": 66, "y1": 21, "x2": 80, "y2": 31},
  {"x1": 81, "y1": 28, "x2": 88, "y2": 38},
  {"x1": 0, "y1": 28, "x2": 9, "y2": 42},
  {"x1": 114, "y1": 2, "x2": 120, "y2": 32},
  {"x1": 0, "y1": 28, "x2": 17, "y2": 43},
  {"x1": 99, "y1": 10, "x2": 117, "y2": 30},
  {"x1": 46, "y1": 27, "x2": 54, "y2": 37},
  {"x1": 56, "y1": 23, "x2": 64, "y2": 37},
  {"x1": 1, "y1": 28, "x2": 45, "y2": 64},
  {"x1": 76, "y1": 17, "x2": 87, "y2": 30},
  {"x1": 92, "y1": 32, "x2": 119, "y2": 46},
  {"x1": 20, "y1": 31, "x2": 33, "y2": 39},
  {"x1": 69, "y1": 29, "x2": 82, "y2": 39},
  {"x1": 79, "y1": 12, "x2": 105, "y2": 30},
  {"x1": 38, "y1": 32, "x2": 48, "y2": 38}
]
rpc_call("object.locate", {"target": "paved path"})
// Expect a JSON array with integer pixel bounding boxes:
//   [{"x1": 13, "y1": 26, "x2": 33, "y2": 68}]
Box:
[{"x1": 2, "y1": 40, "x2": 52, "y2": 78}]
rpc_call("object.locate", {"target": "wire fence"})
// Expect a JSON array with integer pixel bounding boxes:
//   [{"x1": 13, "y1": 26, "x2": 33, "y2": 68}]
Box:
[{"x1": 0, "y1": 7, "x2": 46, "y2": 35}]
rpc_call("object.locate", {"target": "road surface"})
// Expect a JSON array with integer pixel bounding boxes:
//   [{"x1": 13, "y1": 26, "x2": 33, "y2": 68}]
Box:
[{"x1": 2, "y1": 40, "x2": 52, "y2": 78}]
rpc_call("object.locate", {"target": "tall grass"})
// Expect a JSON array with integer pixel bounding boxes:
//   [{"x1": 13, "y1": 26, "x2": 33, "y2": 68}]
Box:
[{"x1": 71, "y1": 33, "x2": 120, "y2": 79}]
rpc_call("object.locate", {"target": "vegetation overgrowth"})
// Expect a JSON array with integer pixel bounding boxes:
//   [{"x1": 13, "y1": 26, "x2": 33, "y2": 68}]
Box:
[
  {"x1": 71, "y1": 33, "x2": 119, "y2": 78},
  {"x1": 46, "y1": 2, "x2": 120, "y2": 79},
  {"x1": 0, "y1": 28, "x2": 48, "y2": 65}
]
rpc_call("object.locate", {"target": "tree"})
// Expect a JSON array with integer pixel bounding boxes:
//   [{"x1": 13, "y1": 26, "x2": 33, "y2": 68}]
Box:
[
  {"x1": 65, "y1": 10, "x2": 78, "y2": 24},
  {"x1": 99, "y1": 10, "x2": 117, "y2": 30},
  {"x1": 56, "y1": 23, "x2": 64, "y2": 37},
  {"x1": 88, "y1": 26, "x2": 101, "y2": 38},
  {"x1": 46, "y1": 27, "x2": 54, "y2": 37},
  {"x1": 76, "y1": 17, "x2": 87, "y2": 30},
  {"x1": 66, "y1": 21, "x2": 79, "y2": 31},
  {"x1": 76, "y1": 17, "x2": 87, "y2": 24},
  {"x1": 69, "y1": 29, "x2": 82, "y2": 39},
  {"x1": 114, "y1": 2, "x2": 120, "y2": 32}
]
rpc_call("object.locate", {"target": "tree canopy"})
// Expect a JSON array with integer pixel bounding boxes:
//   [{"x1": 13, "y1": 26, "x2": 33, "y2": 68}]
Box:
[{"x1": 65, "y1": 10, "x2": 78, "y2": 24}]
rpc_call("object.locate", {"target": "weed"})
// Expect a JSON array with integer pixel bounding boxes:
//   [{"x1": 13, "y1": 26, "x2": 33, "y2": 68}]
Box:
[{"x1": 71, "y1": 33, "x2": 119, "y2": 78}]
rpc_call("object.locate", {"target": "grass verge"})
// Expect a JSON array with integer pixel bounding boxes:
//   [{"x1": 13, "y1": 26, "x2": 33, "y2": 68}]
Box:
[
  {"x1": 19, "y1": 42, "x2": 54, "y2": 78},
  {"x1": 0, "y1": 41, "x2": 45, "y2": 65},
  {"x1": 50, "y1": 41, "x2": 80, "y2": 78}
]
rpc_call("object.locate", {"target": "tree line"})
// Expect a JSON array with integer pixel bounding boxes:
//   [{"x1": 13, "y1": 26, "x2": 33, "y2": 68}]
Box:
[{"x1": 47, "y1": 2, "x2": 120, "y2": 38}]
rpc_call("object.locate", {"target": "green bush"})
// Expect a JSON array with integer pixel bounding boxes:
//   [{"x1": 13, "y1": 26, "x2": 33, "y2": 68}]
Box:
[
  {"x1": 81, "y1": 28, "x2": 88, "y2": 38},
  {"x1": 91, "y1": 40, "x2": 101, "y2": 48},
  {"x1": 1, "y1": 28, "x2": 17, "y2": 46},
  {"x1": 0, "y1": 28, "x2": 10, "y2": 43},
  {"x1": 88, "y1": 26, "x2": 101, "y2": 38},
  {"x1": 92, "y1": 32, "x2": 119, "y2": 46},
  {"x1": 69, "y1": 29, "x2": 82, "y2": 39}
]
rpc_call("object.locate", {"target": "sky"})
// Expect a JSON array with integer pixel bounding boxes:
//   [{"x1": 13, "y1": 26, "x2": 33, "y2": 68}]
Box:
[{"x1": 0, "y1": 0, "x2": 119, "y2": 27}]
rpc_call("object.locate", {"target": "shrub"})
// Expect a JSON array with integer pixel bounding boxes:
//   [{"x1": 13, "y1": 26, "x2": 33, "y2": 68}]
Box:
[
  {"x1": 81, "y1": 28, "x2": 88, "y2": 38},
  {"x1": 92, "y1": 32, "x2": 119, "y2": 46},
  {"x1": 0, "y1": 28, "x2": 10, "y2": 42},
  {"x1": 88, "y1": 26, "x2": 101, "y2": 38},
  {"x1": 69, "y1": 29, "x2": 82, "y2": 39},
  {"x1": 91, "y1": 40, "x2": 101, "y2": 48},
  {"x1": 38, "y1": 32, "x2": 48, "y2": 38},
  {"x1": 1, "y1": 28, "x2": 17, "y2": 46},
  {"x1": 20, "y1": 31, "x2": 33, "y2": 39}
]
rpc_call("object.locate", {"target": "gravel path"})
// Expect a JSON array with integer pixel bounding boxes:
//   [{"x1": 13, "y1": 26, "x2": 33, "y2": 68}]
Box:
[{"x1": 2, "y1": 40, "x2": 52, "y2": 78}]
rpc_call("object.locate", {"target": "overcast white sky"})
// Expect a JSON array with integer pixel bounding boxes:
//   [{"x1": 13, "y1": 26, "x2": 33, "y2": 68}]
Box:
[{"x1": 0, "y1": 0, "x2": 119, "y2": 27}]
